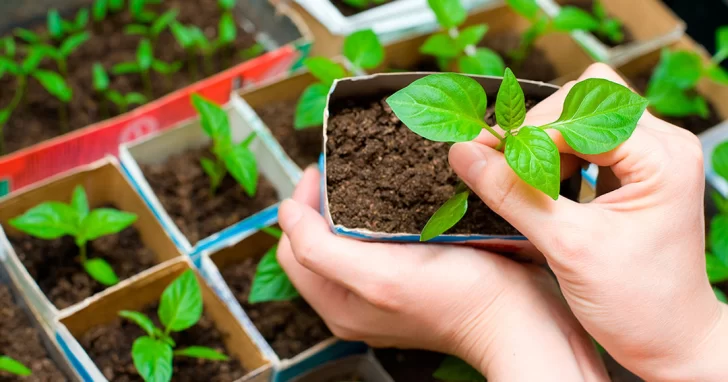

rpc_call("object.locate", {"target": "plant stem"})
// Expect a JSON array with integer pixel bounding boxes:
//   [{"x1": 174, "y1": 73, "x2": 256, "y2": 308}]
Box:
[
  {"x1": 9, "y1": 75, "x2": 27, "y2": 111},
  {"x1": 187, "y1": 50, "x2": 198, "y2": 80},
  {"x1": 142, "y1": 70, "x2": 153, "y2": 99},
  {"x1": 482, "y1": 124, "x2": 506, "y2": 146},
  {"x1": 79, "y1": 242, "x2": 88, "y2": 263},
  {"x1": 163, "y1": 73, "x2": 172, "y2": 92},
  {"x1": 58, "y1": 58, "x2": 68, "y2": 78},
  {"x1": 100, "y1": 96, "x2": 109, "y2": 119},
  {"x1": 203, "y1": 52, "x2": 213, "y2": 75},
  {"x1": 120, "y1": 101, "x2": 128, "y2": 114},
  {"x1": 59, "y1": 102, "x2": 69, "y2": 133}
]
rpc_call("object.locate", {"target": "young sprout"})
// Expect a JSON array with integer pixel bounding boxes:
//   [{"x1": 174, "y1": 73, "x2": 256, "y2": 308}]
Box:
[
  {"x1": 248, "y1": 227, "x2": 299, "y2": 303},
  {"x1": 129, "y1": 0, "x2": 161, "y2": 23},
  {"x1": 707, "y1": 141, "x2": 728, "y2": 303},
  {"x1": 48, "y1": 8, "x2": 89, "y2": 40},
  {"x1": 645, "y1": 26, "x2": 728, "y2": 119},
  {"x1": 93, "y1": 0, "x2": 125, "y2": 21},
  {"x1": 0, "y1": 356, "x2": 31, "y2": 377},
  {"x1": 433, "y1": 356, "x2": 484, "y2": 382},
  {"x1": 93, "y1": 63, "x2": 147, "y2": 116},
  {"x1": 217, "y1": 0, "x2": 238, "y2": 57},
  {"x1": 38, "y1": 32, "x2": 91, "y2": 76},
  {"x1": 10, "y1": 185, "x2": 137, "y2": 286},
  {"x1": 119, "y1": 270, "x2": 229, "y2": 382},
  {"x1": 387, "y1": 69, "x2": 648, "y2": 240},
  {"x1": 421, "y1": 0, "x2": 504, "y2": 75},
  {"x1": 112, "y1": 39, "x2": 182, "y2": 98},
  {"x1": 125, "y1": 9, "x2": 178, "y2": 48},
  {"x1": 171, "y1": 23, "x2": 215, "y2": 77},
  {"x1": 294, "y1": 29, "x2": 384, "y2": 129},
  {"x1": 191, "y1": 94, "x2": 258, "y2": 196},
  {"x1": 341, "y1": 0, "x2": 386, "y2": 9}
]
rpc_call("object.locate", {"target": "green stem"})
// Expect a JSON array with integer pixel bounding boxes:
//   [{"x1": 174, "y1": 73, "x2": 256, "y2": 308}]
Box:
[
  {"x1": 100, "y1": 96, "x2": 109, "y2": 118},
  {"x1": 58, "y1": 58, "x2": 68, "y2": 78},
  {"x1": 482, "y1": 124, "x2": 506, "y2": 147},
  {"x1": 163, "y1": 73, "x2": 172, "y2": 92},
  {"x1": 203, "y1": 52, "x2": 213, "y2": 75},
  {"x1": 142, "y1": 70, "x2": 153, "y2": 99},
  {"x1": 79, "y1": 242, "x2": 88, "y2": 263},
  {"x1": 120, "y1": 101, "x2": 128, "y2": 114},
  {"x1": 59, "y1": 102, "x2": 69, "y2": 133},
  {"x1": 9, "y1": 75, "x2": 27, "y2": 111},
  {"x1": 187, "y1": 50, "x2": 198, "y2": 81}
]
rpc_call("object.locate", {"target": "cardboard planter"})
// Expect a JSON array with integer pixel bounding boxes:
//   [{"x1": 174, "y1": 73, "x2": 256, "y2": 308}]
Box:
[
  {"x1": 191, "y1": 227, "x2": 368, "y2": 381},
  {"x1": 536, "y1": 0, "x2": 685, "y2": 65},
  {"x1": 0, "y1": 0, "x2": 313, "y2": 198},
  {"x1": 0, "y1": 157, "x2": 183, "y2": 323},
  {"x1": 289, "y1": 351, "x2": 394, "y2": 382},
  {"x1": 56, "y1": 258, "x2": 272, "y2": 381},
  {"x1": 119, "y1": 104, "x2": 296, "y2": 256},
  {"x1": 376, "y1": 3, "x2": 596, "y2": 84}
]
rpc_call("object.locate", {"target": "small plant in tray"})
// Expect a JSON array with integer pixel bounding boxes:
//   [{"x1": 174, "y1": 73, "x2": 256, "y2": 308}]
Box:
[
  {"x1": 113, "y1": 39, "x2": 182, "y2": 98},
  {"x1": 10, "y1": 185, "x2": 137, "y2": 286},
  {"x1": 707, "y1": 140, "x2": 728, "y2": 303},
  {"x1": 93, "y1": 63, "x2": 147, "y2": 116},
  {"x1": 0, "y1": 355, "x2": 32, "y2": 377},
  {"x1": 387, "y1": 69, "x2": 648, "y2": 240},
  {"x1": 119, "y1": 269, "x2": 228, "y2": 382},
  {"x1": 248, "y1": 227, "x2": 299, "y2": 303}
]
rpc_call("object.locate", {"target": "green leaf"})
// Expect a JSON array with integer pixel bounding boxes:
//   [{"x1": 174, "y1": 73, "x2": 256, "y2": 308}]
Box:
[
  {"x1": 137, "y1": 39, "x2": 153, "y2": 70},
  {"x1": 343, "y1": 0, "x2": 369, "y2": 7},
  {"x1": 707, "y1": 252, "x2": 728, "y2": 283},
  {"x1": 15, "y1": 28, "x2": 41, "y2": 44},
  {"x1": 60, "y1": 32, "x2": 90, "y2": 57},
  {"x1": 78, "y1": 208, "x2": 137, "y2": 243},
  {"x1": 713, "y1": 191, "x2": 728, "y2": 215},
  {"x1": 109, "y1": 0, "x2": 124, "y2": 12},
  {"x1": 552, "y1": 7, "x2": 600, "y2": 32},
  {"x1": 647, "y1": 80, "x2": 709, "y2": 119},
  {"x1": 130, "y1": 0, "x2": 145, "y2": 17},
  {"x1": 262, "y1": 226, "x2": 283, "y2": 239},
  {"x1": 249, "y1": 245, "x2": 299, "y2": 303},
  {"x1": 106, "y1": 90, "x2": 125, "y2": 106},
  {"x1": 200, "y1": 158, "x2": 226, "y2": 193},
  {"x1": 151, "y1": 9, "x2": 178, "y2": 37},
  {"x1": 343, "y1": 29, "x2": 384, "y2": 70},
  {"x1": 496, "y1": 68, "x2": 526, "y2": 131},
  {"x1": 714, "y1": 26, "x2": 728, "y2": 63},
  {"x1": 544, "y1": 78, "x2": 648, "y2": 155},
  {"x1": 126, "y1": 92, "x2": 147, "y2": 105},
  {"x1": 294, "y1": 83, "x2": 329, "y2": 129},
  {"x1": 71, "y1": 185, "x2": 89, "y2": 220},
  {"x1": 456, "y1": 24, "x2": 488, "y2": 50},
  {"x1": 0, "y1": 109, "x2": 11, "y2": 125},
  {"x1": 218, "y1": 13, "x2": 237, "y2": 45},
  {"x1": 2, "y1": 36, "x2": 16, "y2": 57},
  {"x1": 505, "y1": 126, "x2": 560, "y2": 199},
  {"x1": 93, "y1": 63, "x2": 110, "y2": 92},
  {"x1": 84, "y1": 258, "x2": 119, "y2": 286},
  {"x1": 457, "y1": 48, "x2": 505, "y2": 76},
  {"x1": 9, "y1": 202, "x2": 79, "y2": 239},
  {"x1": 707, "y1": 65, "x2": 728, "y2": 85},
  {"x1": 506, "y1": 0, "x2": 540, "y2": 20},
  {"x1": 191, "y1": 94, "x2": 230, "y2": 139},
  {"x1": 171, "y1": 23, "x2": 193, "y2": 49},
  {"x1": 174, "y1": 346, "x2": 229, "y2": 361},
  {"x1": 0, "y1": 356, "x2": 31, "y2": 376},
  {"x1": 74, "y1": 8, "x2": 89, "y2": 30},
  {"x1": 159, "y1": 269, "x2": 203, "y2": 332},
  {"x1": 48, "y1": 10, "x2": 64, "y2": 39},
  {"x1": 387, "y1": 73, "x2": 487, "y2": 142},
  {"x1": 710, "y1": 215, "x2": 728, "y2": 265},
  {"x1": 119, "y1": 310, "x2": 157, "y2": 337},
  {"x1": 132, "y1": 336, "x2": 173, "y2": 382},
  {"x1": 112, "y1": 62, "x2": 142, "y2": 74},
  {"x1": 712, "y1": 141, "x2": 728, "y2": 182},
  {"x1": 599, "y1": 18, "x2": 624, "y2": 44},
  {"x1": 240, "y1": 131, "x2": 257, "y2": 148},
  {"x1": 22, "y1": 48, "x2": 47, "y2": 74},
  {"x1": 33, "y1": 70, "x2": 73, "y2": 102},
  {"x1": 715, "y1": 287, "x2": 728, "y2": 303},
  {"x1": 427, "y1": 0, "x2": 466, "y2": 28},
  {"x1": 125, "y1": 24, "x2": 150, "y2": 36},
  {"x1": 303, "y1": 57, "x2": 347, "y2": 86},
  {"x1": 420, "y1": 190, "x2": 469, "y2": 241},
  {"x1": 93, "y1": 0, "x2": 108, "y2": 21},
  {"x1": 651, "y1": 50, "x2": 703, "y2": 89},
  {"x1": 223, "y1": 145, "x2": 258, "y2": 197},
  {"x1": 420, "y1": 33, "x2": 460, "y2": 59},
  {"x1": 151, "y1": 60, "x2": 182, "y2": 74},
  {"x1": 592, "y1": 0, "x2": 607, "y2": 20},
  {"x1": 432, "y1": 356, "x2": 485, "y2": 381},
  {"x1": 219, "y1": 0, "x2": 236, "y2": 10}
]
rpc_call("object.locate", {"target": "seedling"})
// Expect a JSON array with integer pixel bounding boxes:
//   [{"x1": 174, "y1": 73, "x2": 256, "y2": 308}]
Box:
[
  {"x1": 93, "y1": 0, "x2": 125, "y2": 21},
  {"x1": 645, "y1": 26, "x2": 728, "y2": 119},
  {"x1": 433, "y1": 356, "x2": 484, "y2": 382},
  {"x1": 37, "y1": 32, "x2": 91, "y2": 77},
  {"x1": 119, "y1": 270, "x2": 228, "y2": 382},
  {"x1": 294, "y1": 29, "x2": 384, "y2": 129},
  {"x1": 124, "y1": 9, "x2": 178, "y2": 48},
  {"x1": 191, "y1": 94, "x2": 259, "y2": 196},
  {"x1": 249, "y1": 227, "x2": 300, "y2": 303},
  {"x1": 129, "y1": 0, "x2": 162, "y2": 23},
  {"x1": 506, "y1": 0, "x2": 624, "y2": 64},
  {"x1": 113, "y1": 39, "x2": 182, "y2": 98},
  {"x1": 421, "y1": 0, "x2": 504, "y2": 76},
  {"x1": 170, "y1": 12, "x2": 237, "y2": 77},
  {"x1": 10, "y1": 185, "x2": 137, "y2": 286},
  {"x1": 707, "y1": 140, "x2": 728, "y2": 303},
  {"x1": 341, "y1": 0, "x2": 386, "y2": 9},
  {"x1": 48, "y1": 8, "x2": 89, "y2": 40},
  {"x1": 0, "y1": 356, "x2": 31, "y2": 376},
  {"x1": 387, "y1": 69, "x2": 648, "y2": 240},
  {"x1": 93, "y1": 63, "x2": 147, "y2": 116}
]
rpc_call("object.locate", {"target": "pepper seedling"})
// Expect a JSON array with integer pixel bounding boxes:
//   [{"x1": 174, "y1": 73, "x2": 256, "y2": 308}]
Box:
[
  {"x1": 129, "y1": 0, "x2": 162, "y2": 23},
  {"x1": 433, "y1": 356, "x2": 484, "y2": 382},
  {"x1": 0, "y1": 356, "x2": 31, "y2": 377},
  {"x1": 124, "y1": 9, "x2": 178, "y2": 48},
  {"x1": 191, "y1": 94, "x2": 259, "y2": 196},
  {"x1": 10, "y1": 185, "x2": 137, "y2": 286},
  {"x1": 119, "y1": 269, "x2": 228, "y2": 382},
  {"x1": 93, "y1": 62, "x2": 147, "y2": 116},
  {"x1": 645, "y1": 26, "x2": 728, "y2": 119},
  {"x1": 421, "y1": 0, "x2": 504, "y2": 76},
  {"x1": 93, "y1": 0, "x2": 125, "y2": 21},
  {"x1": 294, "y1": 29, "x2": 384, "y2": 129},
  {"x1": 706, "y1": 140, "x2": 728, "y2": 303},
  {"x1": 387, "y1": 69, "x2": 648, "y2": 240},
  {"x1": 248, "y1": 227, "x2": 300, "y2": 303},
  {"x1": 113, "y1": 39, "x2": 182, "y2": 98},
  {"x1": 170, "y1": 8, "x2": 237, "y2": 78},
  {"x1": 36, "y1": 32, "x2": 91, "y2": 77}
]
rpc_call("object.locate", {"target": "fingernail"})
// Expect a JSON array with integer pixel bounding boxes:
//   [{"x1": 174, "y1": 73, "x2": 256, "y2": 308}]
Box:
[
  {"x1": 465, "y1": 143, "x2": 488, "y2": 181},
  {"x1": 279, "y1": 199, "x2": 302, "y2": 233}
]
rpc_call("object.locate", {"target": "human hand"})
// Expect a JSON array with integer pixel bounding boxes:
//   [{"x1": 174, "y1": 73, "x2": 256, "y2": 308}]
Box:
[
  {"x1": 449, "y1": 63, "x2": 728, "y2": 381},
  {"x1": 276, "y1": 167, "x2": 609, "y2": 381}
]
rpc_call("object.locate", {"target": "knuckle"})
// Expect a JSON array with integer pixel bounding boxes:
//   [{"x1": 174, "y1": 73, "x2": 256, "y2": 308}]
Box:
[{"x1": 360, "y1": 276, "x2": 404, "y2": 312}]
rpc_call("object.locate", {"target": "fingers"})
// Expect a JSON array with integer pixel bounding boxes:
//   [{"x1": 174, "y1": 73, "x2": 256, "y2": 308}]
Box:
[{"x1": 292, "y1": 165, "x2": 321, "y2": 209}]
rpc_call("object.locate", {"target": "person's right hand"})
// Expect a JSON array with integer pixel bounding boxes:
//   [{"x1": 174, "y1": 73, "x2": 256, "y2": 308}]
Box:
[{"x1": 449, "y1": 63, "x2": 728, "y2": 381}]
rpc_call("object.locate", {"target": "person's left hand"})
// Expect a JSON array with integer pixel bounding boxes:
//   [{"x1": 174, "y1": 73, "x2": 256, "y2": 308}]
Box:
[{"x1": 276, "y1": 167, "x2": 608, "y2": 381}]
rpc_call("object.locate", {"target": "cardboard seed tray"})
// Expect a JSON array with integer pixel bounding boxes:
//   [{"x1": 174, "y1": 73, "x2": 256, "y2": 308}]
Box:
[
  {"x1": 0, "y1": 157, "x2": 184, "y2": 324},
  {"x1": 536, "y1": 0, "x2": 685, "y2": 65},
  {"x1": 119, "y1": 103, "x2": 297, "y2": 256},
  {"x1": 56, "y1": 257, "x2": 273, "y2": 382}
]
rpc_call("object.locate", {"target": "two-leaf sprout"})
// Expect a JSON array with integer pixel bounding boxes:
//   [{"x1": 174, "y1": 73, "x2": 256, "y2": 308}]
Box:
[
  {"x1": 0, "y1": 356, "x2": 32, "y2": 377},
  {"x1": 93, "y1": 0, "x2": 125, "y2": 22},
  {"x1": 93, "y1": 63, "x2": 147, "y2": 116},
  {"x1": 113, "y1": 39, "x2": 182, "y2": 99},
  {"x1": 387, "y1": 69, "x2": 648, "y2": 241},
  {"x1": 706, "y1": 140, "x2": 728, "y2": 304},
  {"x1": 10, "y1": 185, "x2": 137, "y2": 286},
  {"x1": 120, "y1": 269, "x2": 228, "y2": 382}
]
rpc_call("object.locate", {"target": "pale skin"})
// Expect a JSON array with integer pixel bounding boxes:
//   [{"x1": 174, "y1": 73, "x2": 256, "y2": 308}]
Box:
[{"x1": 276, "y1": 64, "x2": 728, "y2": 381}]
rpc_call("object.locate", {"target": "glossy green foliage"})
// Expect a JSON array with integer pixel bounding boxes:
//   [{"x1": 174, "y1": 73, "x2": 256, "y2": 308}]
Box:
[
  {"x1": 93, "y1": 63, "x2": 147, "y2": 112},
  {"x1": 112, "y1": 39, "x2": 182, "y2": 75},
  {"x1": 249, "y1": 227, "x2": 299, "y2": 303},
  {"x1": 708, "y1": 141, "x2": 728, "y2": 289},
  {"x1": 125, "y1": 9, "x2": 178, "y2": 40},
  {"x1": 0, "y1": 356, "x2": 32, "y2": 376}
]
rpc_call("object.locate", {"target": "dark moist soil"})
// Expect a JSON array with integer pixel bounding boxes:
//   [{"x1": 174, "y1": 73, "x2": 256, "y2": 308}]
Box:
[
  {"x1": 254, "y1": 98, "x2": 323, "y2": 169},
  {"x1": 219, "y1": 252, "x2": 331, "y2": 360},
  {"x1": 1, "y1": 0, "x2": 258, "y2": 156},
  {"x1": 140, "y1": 145, "x2": 279, "y2": 244},
  {"x1": 559, "y1": 0, "x2": 635, "y2": 47},
  {"x1": 0, "y1": 285, "x2": 68, "y2": 381},
  {"x1": 373, "y1": 349, "x2": 444, "y2": 382},
  {"x1": 9, "y1": 218, "x2": 157, "y2": 310},
  {"x1": 331, "y1": 0, "x2": 393, "y2": 17},
  {"x1": 79, "y1": 304, "x2": 245, "y2": 381},
  {"x1": 630, "y1": 69, "x2": 723, "y2": 135},
  {"x1": 325, "y1": 95, "x2": 549, "y2": 236}
]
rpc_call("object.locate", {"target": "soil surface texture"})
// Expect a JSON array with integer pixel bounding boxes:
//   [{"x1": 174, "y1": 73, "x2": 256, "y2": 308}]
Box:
[
  {"x1": 560, "y1": 0, "x2": 635, "y2": 47},
  {"x1": 1, "y1": 0, "x2": 258, "y2": 155},
  {"x1": 332, "y1": 0, "x2": 393, "y2": 17},
  {"x1": 80, "y1": 304, "x2": 245, "y2": 381},
  {"x1": 374, "y1": 349, "x2": 444, "y2": 382},
  {"x1": 140, "y1": 145, "x2": 279, "y2": 244},
  {"x1": 219, "y1": 252, "x2": 331, "y2": 359},
  {"x1": 10, "y1": 220, "x2": 157, "y2": 310},
  {"x1": 255, "y1": 98, "x2": 323, "y2": 169},
  {"x1": 0, "y1": 285, "x2": 68, "y2": 381}
]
